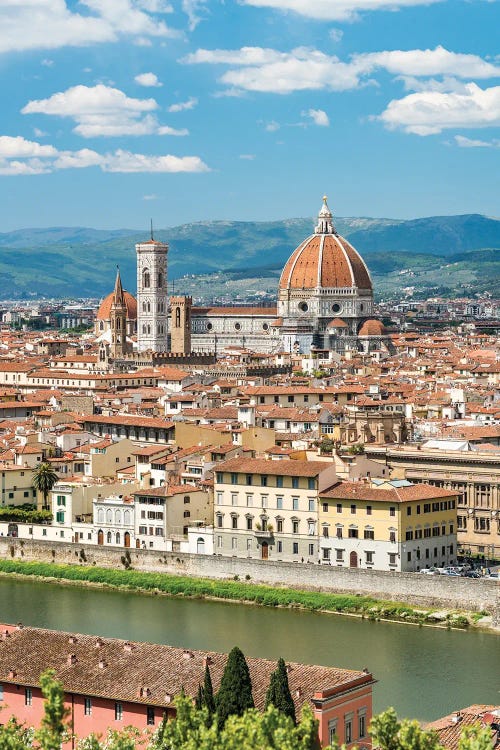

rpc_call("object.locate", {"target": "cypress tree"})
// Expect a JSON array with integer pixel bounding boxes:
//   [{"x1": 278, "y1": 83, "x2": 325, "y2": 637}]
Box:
[
  {"x1": 265, "y1": 658, "x2": 296, "y2": 724},
  {"x1": 195, "y1": 684, "x2": 204, "y2": 711},
  {"x1": 216, "y1": 646, "x2": 254, "y2": 728},
  {"x1": 203, "y1": 664, "x2": 216, "y2": 717}
]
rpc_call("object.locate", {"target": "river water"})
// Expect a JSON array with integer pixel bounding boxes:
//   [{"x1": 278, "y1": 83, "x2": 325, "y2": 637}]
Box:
[{"x1": 0, "y1": 577, "x2": 498, "y2": 722}]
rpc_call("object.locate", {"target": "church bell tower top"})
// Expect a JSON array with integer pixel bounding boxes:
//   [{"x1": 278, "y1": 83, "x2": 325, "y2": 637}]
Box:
[{"x1": 315, "y1": 195, "x2": 335, "y2": 235}]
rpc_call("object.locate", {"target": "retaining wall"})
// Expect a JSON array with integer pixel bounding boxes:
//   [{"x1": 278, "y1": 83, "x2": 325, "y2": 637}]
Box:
[{"x1": 0, "y1": 538, "x2": 498, "y2": 618}]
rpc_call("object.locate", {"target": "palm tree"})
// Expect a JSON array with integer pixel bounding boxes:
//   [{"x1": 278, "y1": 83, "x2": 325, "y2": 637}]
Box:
[{"x1": 32, "y1": 462, "x2": 59, "y2": 510}]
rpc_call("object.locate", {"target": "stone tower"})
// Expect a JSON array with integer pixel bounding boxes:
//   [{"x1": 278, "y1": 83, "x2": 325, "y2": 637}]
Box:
[
  {"x1": 136, "y1": 231, "x2": 168, "y2": 352},
  {"x1": 109, "y1": 267, "x2": 129, "y2": 359},
  {"x1": 170, "y1": 296, "x2": 192, "y2": 354}
]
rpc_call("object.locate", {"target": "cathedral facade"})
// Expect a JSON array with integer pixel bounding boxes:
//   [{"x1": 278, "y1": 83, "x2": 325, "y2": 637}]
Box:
[{"x1": 97, "y1": 198, "x2": 388, "y2": 359}]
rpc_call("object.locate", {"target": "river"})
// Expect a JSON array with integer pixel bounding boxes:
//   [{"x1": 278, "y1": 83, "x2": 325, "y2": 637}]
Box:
[{"x1": 0, "y1": 577, "x2": 498, "y2": 722}]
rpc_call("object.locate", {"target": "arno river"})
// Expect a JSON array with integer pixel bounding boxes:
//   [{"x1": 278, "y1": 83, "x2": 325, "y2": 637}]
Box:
[{"x1": 0, "y1": 577, "x2": 498, "y2": 722}]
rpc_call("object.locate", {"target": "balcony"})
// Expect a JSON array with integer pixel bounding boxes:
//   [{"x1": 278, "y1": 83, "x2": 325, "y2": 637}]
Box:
[{"x1": 253, "y1": 527, "x2": 274, "y2": 539}]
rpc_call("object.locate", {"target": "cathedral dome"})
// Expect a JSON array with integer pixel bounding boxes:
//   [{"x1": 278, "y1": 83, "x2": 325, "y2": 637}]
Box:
[
  {"x1": 97, "y1": 290, "x2": 137, "y2": 321},
  {"x1": 358, "y1": 319, "x2": 386, "y2": 336},
  {"x1": 279, "y1": 198, "x2": 372, "y2": 292}
]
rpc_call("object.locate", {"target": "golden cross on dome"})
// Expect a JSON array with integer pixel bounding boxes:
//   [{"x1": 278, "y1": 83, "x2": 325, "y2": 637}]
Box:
[{"x1": 323, "y1": 195, "x2": 328, "y2": 203}]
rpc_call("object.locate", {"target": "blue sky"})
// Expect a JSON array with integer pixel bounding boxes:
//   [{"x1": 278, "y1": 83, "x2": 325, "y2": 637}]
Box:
[{"x1": 0, "y1": 0, "x2": 499, "y2": 230}]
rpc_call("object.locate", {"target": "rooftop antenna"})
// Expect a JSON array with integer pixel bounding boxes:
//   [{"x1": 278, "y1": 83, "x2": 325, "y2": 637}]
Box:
[{"x1": 150, "y1": 218, "x2": 154, "y2": 241}]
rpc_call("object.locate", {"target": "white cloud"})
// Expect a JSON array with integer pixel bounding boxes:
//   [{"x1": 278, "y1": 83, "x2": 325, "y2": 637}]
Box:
[
  {"x1": 239, "y1": 153, "x2": 256, "y2": 160},
  {"x1": 41, "y1": 58, "x2": 54, "y2": 67},
  {"x1": 0, "y1": 134, "x2": 210, "y2": 174},
  {"x1": 33, "y1": 128, "x2": 48, "y2": 137},
  {"x1": 304, "y1": 108, "x2": 330, "y2": 126},
  {"x1": 168, "y1": 97, "x2": 198, "y2": 112},
  {"x1": 182, "y1": 0, "x2": 208, "y2": 30},
  {"x1": 183, "y1": 45, "x2": 500, "y2": 95},
  {"x1": 22, "y1": 84, "x2": 185, "y2": 137},
  {"x1": 134, "y1": 72, "x2": 162, "y2": 87},
  {"x1": 157, "y1": 125, "x2": 189, "y2": 135},
  {"x1": 143, "y1": 193, "x2": 159, "y2": 199},
  {"x1": 242, "y1": 0, "x2": 443, "y2": 21},
  {"x1": 0, "y1": 0, "x2": 177, "y2": 55},
  {"x1": 240, "y1": 0, "x2": 444, "y2": 22},
  {"x1": 378, "y1": 83, "x2": 500, "y2": 135},
  {"x1": 329, "y1": 28, "x2": 344, "y2": 43},
  {"x1": 265, "y1": 120, "x2": 280, "y2": 131},
  {"x1": 455, "y1": 134, "x2": 500, "y2": 148}
]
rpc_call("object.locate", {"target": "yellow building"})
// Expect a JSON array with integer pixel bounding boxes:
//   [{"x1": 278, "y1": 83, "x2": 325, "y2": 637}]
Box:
[{"x1": 319, "y1": 479, "x2": 458, "y2": 572}]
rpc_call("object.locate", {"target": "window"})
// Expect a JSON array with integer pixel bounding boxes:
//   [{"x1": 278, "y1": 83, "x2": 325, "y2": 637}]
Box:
[
  {"x1": 308, "y1": 498, "x2": 315, "y2": 512},
  {"x1": 291, "y1": 477, "x2": 299, "y2": 489},
  {"x1": 389, "y1": 507, "x2": 396, "y2": 517},
  {"x1": 308, "y1": 543, "x2": 314, "y2": 556},
  {"x1": 322, "y1": 526, "x2": 329, "y2": 538},
  {"x1": 407, "y1": 551, "x2": 411, "y2": 562},
  {"x1": 292, "y1": 542, "x2": 299, "y2": 555},
  {"x1": 359, "y1": 713, "x2": 367, "y2": 738},
  {"x1": 323, "y1": 548, "x2": 331, "y2": 561},
  {"x1": 308, "y1": 478, "x2": 315, "y2": 490},
  {"x1": 183, "y1": 511, "x2": 191, "y2": 518},
  {"x1": 147, "y1": 707, "x2": 155, "y2": 726},
  {"x1": 277, "y1": 519, "x2": 283, "y2": 533},
  {"x1": 115, "y1": 702, "x2": 123, "y2": 721},
  {"x1": 308, "y1": 522, "x2": 315, "y2": 536},
  {"x1": 276, "y1": 476, "x2": 283, "y2": 488},
  {"x1": 217, "y1": 536, "x2": 222, "y2": 548},
  {"x1": 56, "y1": 511, "x2": 65, "y2": 523},
  {"x1": 84, "y1": 697, "x2": 92, "y2": 716},
  {"x1": 277, "y1": 541, "x2": 283, "y2": 553},
  {"x1": 276, "y1": 496, "x2": 283, "y2": 510},
  {"x1": 261, "y1": 475, "x2": 268, "y2": 487},
  {"x1": 322, "y1": 502, "x2": 328, "y2": 513},
  {"x1": 366, "y1": 505, "x2": 372, "y2": 516},
  {"x1": 336, "y1": 527, "x2": 343, "y2": 539},
  {"x1": 329, "y1": 720, "x2": 338, "y2": 746},
  {"x1": 216, "y1": 492, "x2": 223, "y2": 505},
  {"x1": 389, "y1": 553, "x2": 397, "y2": 566},
  {"x1": 231, "y1": 537, "x2": 238, "y2": 550},
  {"x1": 389, "y1": 531, "x2": 396, "y2": 543},
  {"x1": 407, "y1": 507, "x2": 412, "y2": 516},
  {"x1": 348, "y1": 528, "x2": 358, "y2": 539},
  {"x1": 216, "y1": 472, "x2": 223, "y2": 484},
  {"x1": 365, "y1": 551, "x2": 374, "y2": 565},
  {"x1": 231, "y1": 493, "x2": 238, "y2": 506},
  {"x1": 350, "y1": 504, "x2": 356, "y2": 515},
  {"x1": 364, "y1": 528, "x2": 374, "y2": 540},
  {"x1": 232, "y1": 516, "x2": 238, "y2": 529},
  {"x1": 345, "y1": 719, "x2": 353, "y2": 744},
  {"x1": 246, "y1": 494, "x2": 253, "y2": 507},
  {"x1": 0, "y1": 683, "x2": 3, "y2": 701},
  {"x1": 230, "y1": 473, "x2": 238, "y2": 485},
  {"x1": 184, "y1": 496, "x2": 190, "y2": 504},
  {"x1": 337, "y1": 504, "x2": 342, "y2": 514},
  {"x1": 474, "y1": 517, "x2": 490, "y2": 533},
  {"x1": 292, "y1": 520, "x2": 299, "y2": 534},
  {"x1": 246, "y1": 517, "x2": 253, "y2": 530},
  {"x1": 216, "y1": 515, "x2": 223, "y2": 528},
  {"x1": 25, "y1": 688, "x2": 32, "y2": 706},
  {"x1": 405, "y1": 531, "x2": 413, "y2": 541},
  {"x1": 336, "y1": 548, "x2": 344, "y2": 562},
  {"x1": 424, "y1": 503, "x2": 431, "y2": 513},
  {"x1": 247, "y1": 538, "x2": 252, "y2": 551},
  {"x1": 292, "y1": 497, "x2": 299, "y2": 511}
]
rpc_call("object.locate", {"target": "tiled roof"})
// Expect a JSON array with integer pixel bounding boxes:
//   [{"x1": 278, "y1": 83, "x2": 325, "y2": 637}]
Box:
[
  {"x1": 215, "y1": 457, "x2": 333, "y2": 477},
  {"x1": 96, "y1": 291, "x2": 137, "y2": 321},
  {"x1": 426, "y1": 706, "x2": 500, "y2": 750},
  {"x1": 321, "y1": 481, "x2": 459, "y2": 503},
  {"x1": 0, "y1": 626, "x2": 372, "y2": 713}
]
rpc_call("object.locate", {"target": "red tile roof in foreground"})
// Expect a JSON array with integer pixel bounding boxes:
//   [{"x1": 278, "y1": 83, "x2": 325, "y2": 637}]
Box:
[
  {"x1": 0, "y1": 626, "x2": 373, "y2": 713},
  {"x1": 426, "y1": 706, "x2": 500, "y2": 750}
]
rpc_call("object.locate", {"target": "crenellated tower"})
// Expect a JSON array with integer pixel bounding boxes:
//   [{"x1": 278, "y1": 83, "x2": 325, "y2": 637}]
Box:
[{"x1": 136, "y1": 228, "x2": 168, "y2": 352}]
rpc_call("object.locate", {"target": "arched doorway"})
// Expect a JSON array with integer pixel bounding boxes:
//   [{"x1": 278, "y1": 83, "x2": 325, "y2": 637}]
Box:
[
  {"x1": 261, "y1": 541, "x2": 269, "y2": 560},
  {"x1": 7, "y1": 523, "x2": 18, "y2": 538},
  {"x1": 97, "y1": 529, "x2": 104, "y2": 546},
  {"x1": 197, "y1": 537, "x2": 205, "y2": 555},
  {"x1": 136, "y1": 539, "x2": 141, "y2": 549},
  {"x1": 349, "y1": 551, "x2": 358, "y2": 568},
  {"x1": 124, "y1": 532, "x2": 130, "y2": 548}
]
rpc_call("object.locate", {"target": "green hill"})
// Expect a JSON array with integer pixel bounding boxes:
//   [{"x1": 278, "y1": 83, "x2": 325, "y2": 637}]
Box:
[{"x1": 0, "y1": 214, "x2": 498, "y2": 300}]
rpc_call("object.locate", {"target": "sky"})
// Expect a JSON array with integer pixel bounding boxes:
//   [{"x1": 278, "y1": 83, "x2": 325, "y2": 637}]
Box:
[{"x1": 0, "y1": 0, "x2": 499, "y2": 230}]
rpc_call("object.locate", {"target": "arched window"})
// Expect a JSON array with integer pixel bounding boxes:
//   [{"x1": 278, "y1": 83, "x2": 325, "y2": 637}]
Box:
[
  {"x1": 97, "y1": 509, "x2": 104, "y2": 524},
  {"x1": 116, "y1": 318, "x2": 121, "y2": 330},
  {"x1": 175, "y1": 307, "x2": 181, "y2": 328},
  {"x1": 142, "y1": 324, "x2": 147, "y2": 334},
  {"x1": 147, "y1": 302, "x2": 150, "y2": 313},
  {"x1": 143, "y1": 269, "x2": 150, "y2": 288},
  {"x1": 99, "y1": 321, "x2": 104, "y2": 331},
  {"x1": 115, "y1": 510, "x2": 121, "y2": 525},
  {"x1": 107, "y1": 531, "x2": 112, "y2": 544},
  {"x1": 106, "y1": 509, "x2": 112, "y2": 524},
  {"x1": 116, "y1": 532, "x2": 121, "y2": 545},
  {"x1": 158, "y1": 272, "x2": 163, "y2": 287},
  {"x1": 147, "y1": 324, "x2": 151, "y2": 335},
  {"x1": 124, "y1": 510, "x2": 130, "y2": 525}
]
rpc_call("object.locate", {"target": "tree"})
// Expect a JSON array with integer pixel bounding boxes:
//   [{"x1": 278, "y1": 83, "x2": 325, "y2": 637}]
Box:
[
  {"x1": 35, "y1": 669, "x2": 70, "y2": 750},
  {"x1": 203, "y1": 663, "x2": 216, "y2": 718},
  {"x1": 265, "y1": 658, "x2": 296, "y2": 724},
  {"x1": 369, "y1": 708, "x2": 441, "y2": 750},
  {"x1": 216, "y1": 647, "x2": 254, "y2": 729},
  {"x1": 195, "y1": 684, "x2": 204, "y2": 711},
  {"x1": 32, "y1": 463, "x2": 59, "y2": 510}
]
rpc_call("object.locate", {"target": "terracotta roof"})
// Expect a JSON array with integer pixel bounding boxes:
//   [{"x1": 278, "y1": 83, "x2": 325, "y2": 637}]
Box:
[
  {"x1": 192, "y1": 307, "x2": 278, "y2": 317},
  {"x1": 96, "y1": 291, "x2": 137, "y2": 321},
  {"x1": 0, "y1": 625, "x2": 372, "y2": 713},
  {"x1": 82, "y1": 415, "x2": 174, "y2": 429},
  {"x1": 279, "y1": 234, "x2": 372, "y2": 290},
  {"x1": 327, "y1": 318, "x2": 348, "y2": 329},
  {"x1": 426, "y1": 706, "x2": 500, "y2": 750},
  {"x1": 321, "y1": 481, "x2": 459, "y2": 503},
  {"x1": 216, "y1": 457, "x2": 332, "y2": 477},
  {"x1": 358, "y1": 319, "x2": 387, "y2": 336}
]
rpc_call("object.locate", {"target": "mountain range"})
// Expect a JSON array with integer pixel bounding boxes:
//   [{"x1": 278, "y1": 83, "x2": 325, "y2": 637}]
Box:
[{"x1": 0, "y1": 213, "x2": 498, "y2": 301}]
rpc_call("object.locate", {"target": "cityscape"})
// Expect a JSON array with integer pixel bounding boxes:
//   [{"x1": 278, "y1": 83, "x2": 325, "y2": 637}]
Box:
[{"x1": 0, "y1": 0, "x2": 499, "y2": 749}]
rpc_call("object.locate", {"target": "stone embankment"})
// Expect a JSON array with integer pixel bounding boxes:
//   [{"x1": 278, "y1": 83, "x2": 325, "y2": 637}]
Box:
[{"x1": 0, "y1": 538, "x2": 498, "y2": 624}]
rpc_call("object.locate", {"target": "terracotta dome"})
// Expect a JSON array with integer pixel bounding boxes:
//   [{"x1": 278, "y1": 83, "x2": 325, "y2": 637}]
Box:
[
  {"x1": 327, "y1": 318, "x2": 348, "y2": 329},
  {"x1": 279, "y1": 199, "x2": 372, "y2": 292},
  {"x1": 358, "y1": 319, "x2": 386, "y2": 336},
  {"x1": 97, "y1": 290, "x2": 137, "y2": 321}
]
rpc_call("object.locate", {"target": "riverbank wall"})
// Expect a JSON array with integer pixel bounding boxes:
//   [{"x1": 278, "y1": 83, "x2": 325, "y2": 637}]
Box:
[{"x1": 0, "y1": 538, "x2": 498, "y2": 619}]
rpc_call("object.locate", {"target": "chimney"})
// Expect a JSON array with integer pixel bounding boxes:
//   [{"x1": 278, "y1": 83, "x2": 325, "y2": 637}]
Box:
[
  {"x1": 138, "y1": 687, "x2": 151, "y2": 698},
  {"x1": 165, "y1": 694, "x2": 172, "y2": 704},
  {"x1": 183, "y1": 650, "x2": 194, "y2": 660},
  {"x1": 203, "y1": 656, "x2": 213, "y2": 667},
  {"x1": 98, "y1": 658, "x2": 107, "y2": 669},
  {"x1": 8, "y1": 669, "x2": 16, "y2": 679},
  {"x1": 295, "y1": 688, "x2": 302, "y2": 698},
  {"x1": 95, "y1": 637, "x2": 104, "y2": 648},
  {"x1": 123, "y1": 642, "x2": 135, "y2": 652},
  {"x1": 69, "y1": 635, "x2": 78, "y2": 644},
  {"x1": 67, "y1": 654, "x2": 77, "y2": 666},
  {"x1": 286, "y1": 665, "x2": 292, "y2": 673}
]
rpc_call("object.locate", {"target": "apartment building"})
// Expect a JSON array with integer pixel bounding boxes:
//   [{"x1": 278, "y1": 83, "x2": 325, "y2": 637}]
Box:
[
  {"x1": 319, "y1": 479, "x2": 458, "y2": 572},
  {"x1": 365, "y1": 444, "x2": 500, "y2": 558},
  {"x1": 213, "y1": 457, "x2": 337, "y2": 562},
  {"x1": 0, "y1": 465, "x2": 37, "y2": 507}
]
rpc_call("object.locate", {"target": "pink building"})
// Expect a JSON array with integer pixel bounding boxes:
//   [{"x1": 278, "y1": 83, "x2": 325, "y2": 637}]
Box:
[{"x1": 0, "y1": 624, "x2": 375, "y2": 748}]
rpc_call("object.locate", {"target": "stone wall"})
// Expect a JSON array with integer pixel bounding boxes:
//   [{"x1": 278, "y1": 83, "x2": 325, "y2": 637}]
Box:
[{"x1": 0, "y1": 538, "x2": 498, "y2": 617}]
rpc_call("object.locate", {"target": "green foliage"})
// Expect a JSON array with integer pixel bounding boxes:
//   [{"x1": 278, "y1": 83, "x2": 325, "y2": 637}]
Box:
[
  {"x1": 0, "y1": 718, "x2": 34, "y2": 750},
  {"x1": 216, "y1": 647, "x2": 254, "y2": 729},
  {"x1": 0, "y1": 560, "x2": 476, "y2": 627},
  {"x1": 203, "y1": 664, "x2": 216, "y2": 717},
  {"x1": 0, "y1": 507, "x2": 52, "y2": 524},
  {"x1": 265, "y1": 658, "x2": 296, "y2": 724},
  {"x1": 369, "y1": 708, "x2": 441, "y2": 750},
  {"x1": 31, "y1": 463, "x2": 59, "y2": 509},
  {"x1": 458, "y1": 725, "x2": 495, "y2": 750},
  {"x1": 34, "y1": 669, "x2": 70, "y2": 750}
]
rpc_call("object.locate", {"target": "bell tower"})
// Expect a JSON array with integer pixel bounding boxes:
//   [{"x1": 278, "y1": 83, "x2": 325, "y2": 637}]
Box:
[
  {"x1": 109, "y1": 267, "x2": 128, "y2": 359},
  {"x1": 170, "y1": 296, "x2": 192, "y2": 354},
  {"x1": 136, "y1": 223, "x2": 168, "y2": 352}
]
